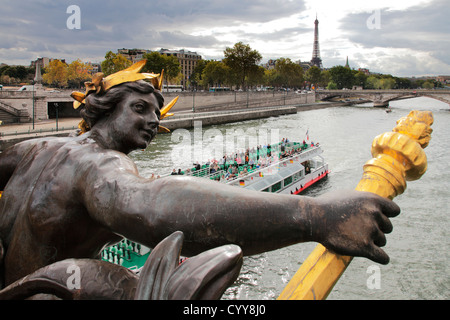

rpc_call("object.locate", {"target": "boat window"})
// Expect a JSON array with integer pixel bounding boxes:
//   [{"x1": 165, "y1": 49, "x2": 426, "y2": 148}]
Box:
[
  {"x1": 262, "y1": 187, "x2": 270, "y2": 192},
  {"x1": 284, "y1": 176, "x2": 293, "y2": 187},
  {"x1": 271, "y1": 181, "x2": 282, "y2": 193}
]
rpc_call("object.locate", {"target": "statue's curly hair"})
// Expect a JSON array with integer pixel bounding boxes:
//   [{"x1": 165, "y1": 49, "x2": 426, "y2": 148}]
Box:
[{"x1": 80, "y1": 80, "x2": 164, "y2": 130}]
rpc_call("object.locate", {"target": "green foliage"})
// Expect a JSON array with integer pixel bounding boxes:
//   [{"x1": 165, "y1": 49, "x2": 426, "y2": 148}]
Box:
[
  {"x1": 353, "y1": 70, "x2": 368, "y2": 88},
  {"x1": 305, "y1": 66, "x2": 321, "y2": 88},
  {"x1": 189, "y1": 59, "x2": 208, "y2": 88},
  {"x1": 272, "y1": 58, "x2": 303, "y2": 88},
  {"x1": 366, "y1": 75, "x2": 396, "y2": 89},
  {"x1": 223, "y1": 42, "x2": 262, "y2": 90},
  {"x1": 319, "y1": 70, "x2": 331, "y2": 88},
  {"x1": 101, "y1": 51, "x2": 132, "y2": 76},
  {"x1": 0, "y1": 65, "x2": 34, "y2": 84},
  {"x1": 327, "y1": 81, "x2": 338, "y2": 90},
  {"x1": 200, "y1": 60, "x2": 231, "y2": 88},
  {"x1": 422, "y1": 80, "x2": 435, "y2": 89},
  {"x1": 329, "y1": 66, "x2": 354, "y2": 89},
  {"x1": 142, "y1": 51, "x2": 181, "y2": 86}
]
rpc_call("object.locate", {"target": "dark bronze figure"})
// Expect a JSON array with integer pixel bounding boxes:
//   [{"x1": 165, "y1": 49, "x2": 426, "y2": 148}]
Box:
[
  {"x1": 0, "y1": 231, "x2": 242, "y2": 300},
  {"x1": 0, "y1": 62, "x2": 400, "y2": 299}
]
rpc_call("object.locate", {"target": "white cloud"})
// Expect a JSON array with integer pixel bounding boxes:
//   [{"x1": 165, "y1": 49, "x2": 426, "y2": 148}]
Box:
[{"x1": 0, "y1": 0, "x2": 448, "y2": 77}]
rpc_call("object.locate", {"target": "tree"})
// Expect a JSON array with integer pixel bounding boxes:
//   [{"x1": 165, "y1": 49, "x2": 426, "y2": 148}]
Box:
[
  {"x1": 201, "y1": 60, "x2": 231, "y2": 88},
  {"x1": 247, "y1": 65, "x2": 266, "y2": 88},
  {"x1": 163, "y1": 55, "x2": 182, "y2": 85},
  {"x1": 67, "y1": 59, "x2": 92, "y2": 89},
  {"x1": 264, "y1": 68, "x2": 280, "y2": 88},
  {"x1": 0, "y1": 74, "x2": 12, "y2": 85},
  {"x1": 394, "y1": 77, "x2": 412, "y2": 89},
  {"x1": 142, "y1": 51, "x2": 166, "y2": 75},
  {"x1": 329, "y1": 66, "x2": 354, "y2": 89},
  {"x1": 379, "y1": 78, "x2": 396, "y2": 89},
  {"x1": 327, "y1": 81, "x2": 338, "y2": 90},
  {"x1": 366, "y1": 75, "x2": 379, "y2": 89},
  {"x1": 189, "y1": 59, "x2": 208, "y2": 90},
  {"x1": 274, "y1": 58, "x2": 303, "y2": 88},
  {"x1": 101, "y1": 51, "x2": 132, "y2": 76},
  {"x1": 223, "y1": 42, "x2": 262, "y2": 90},
  {"x1": 353, "y1": 70, "x2": 368, "y2": 88},
  {"x1": 43, "y1": 60, "x2": 68, "y2": 88},
  {"x1": 305, "y1": 66, "x2": 322, "y2": 90},
  {"x1": 422, "y1": 80, "x2": 434, "y2": 89},
  {"x1": 0, "y1": 65, "x2": 32, "y2": 83},
  {"x1": 319, "y1": 70, "x2": 331, "y2": 88},
  {"x1": 142, "y1": 51, "x2": 181, "y2": 89}
]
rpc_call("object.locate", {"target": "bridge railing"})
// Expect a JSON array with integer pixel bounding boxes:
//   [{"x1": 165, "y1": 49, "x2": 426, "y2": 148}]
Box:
[{"x1": 0, "y1": 126, "x2": 77, "y2": 138}]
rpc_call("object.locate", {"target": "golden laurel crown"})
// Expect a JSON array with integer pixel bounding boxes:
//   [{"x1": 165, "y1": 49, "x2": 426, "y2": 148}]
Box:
[{"x1": 70, "y1": 60, "x2": 177, "y2": 133}]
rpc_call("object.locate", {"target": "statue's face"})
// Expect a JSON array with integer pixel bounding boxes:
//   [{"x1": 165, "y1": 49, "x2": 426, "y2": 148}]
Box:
[{"x1": 106, "y1": 90, "x2": 161, "y2": 153}]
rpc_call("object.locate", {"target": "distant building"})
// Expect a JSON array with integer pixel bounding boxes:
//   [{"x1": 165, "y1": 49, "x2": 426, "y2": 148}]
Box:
[
  {"x1": 298, "y1": 61, "x2": 313, "y2": 71},
  {"x1": 264, "y1": 59, "x2": 277, "y2": 70},
  {"x1": 31, "y1": 57, "x2": 66, "y2": 69},
  {"x1": 159, "y1": 49, "x2": 202, "y2": 89},
  {"x1": 117, "y1": 48, "x2": 151, "y2": 63},
  {"x1": 358, "y1": 68, "x2": 370, "y2": 75},
  {"x1": 436, "y1": 75, "x2": 450, "y2": 84},
  {"x1": 87, "y1": 62, "x2": 102, "y2": 74}
]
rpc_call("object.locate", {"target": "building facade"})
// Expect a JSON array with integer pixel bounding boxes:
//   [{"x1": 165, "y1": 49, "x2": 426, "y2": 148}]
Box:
[
  {"x1": 159, "y1": 49, "x2": 202, "y2": 90},
  {"x1": 31, "y1": 57, "x2": 66, "y2": 69},
  {"x1": 117, "y1": 48, "x2": 202, "y2": 90},
  {"x1": 117, "y1": 48, "x2": 151, "y2": 64}
]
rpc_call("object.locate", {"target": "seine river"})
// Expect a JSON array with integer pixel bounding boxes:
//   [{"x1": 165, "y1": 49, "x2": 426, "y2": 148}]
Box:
[{"x1": 130, "y1": 96, "x2": 449, "y2": 300}]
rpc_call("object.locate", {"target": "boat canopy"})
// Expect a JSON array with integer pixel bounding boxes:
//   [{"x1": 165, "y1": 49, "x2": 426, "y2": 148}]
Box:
[
  {"x1": 226, "y1": 147, "x2": 324, "y2": 191},
  {"x1": 243, "y1": 162, "x2": 305, "y2": 191}
]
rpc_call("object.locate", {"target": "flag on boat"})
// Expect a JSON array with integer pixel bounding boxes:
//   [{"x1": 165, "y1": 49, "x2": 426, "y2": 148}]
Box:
[
  {"x1": 306, "y1": 129, "x2": 309, "y2": 141},
  {"x1": 239, "y1": 180, "x2": 245, "y2": 186}
]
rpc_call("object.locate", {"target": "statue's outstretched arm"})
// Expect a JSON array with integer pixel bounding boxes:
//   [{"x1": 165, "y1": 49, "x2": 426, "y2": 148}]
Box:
[{"x1": 81, "y1": 160, "x2": 400, "y2": 263}]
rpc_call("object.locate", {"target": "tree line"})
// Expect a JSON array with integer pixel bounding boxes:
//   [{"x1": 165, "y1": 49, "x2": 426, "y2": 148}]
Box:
[
  {"x1": 0, "y1": 42, "x2": 444, "y2": 90},
  {"x1": 325, "y1": 65, "x2": 444, "y2": 90}
]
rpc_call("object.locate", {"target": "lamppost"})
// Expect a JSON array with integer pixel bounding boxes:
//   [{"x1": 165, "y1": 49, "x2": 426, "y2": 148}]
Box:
[
  {"x1": 32, "y1": 60, "x2": 42, "y2": 130},
  {"x1": 190, "y1": 76, "x2": 195, "y2": 113},
  {"x1": 247, "y1": 89, "x2": 249, "y2": 108},
  {"x1": 32, "y1": 80, "x2": 35, "y2": 130},
  {"x1": 54, "y1": 102, "x2": 59, "y2": 131}
]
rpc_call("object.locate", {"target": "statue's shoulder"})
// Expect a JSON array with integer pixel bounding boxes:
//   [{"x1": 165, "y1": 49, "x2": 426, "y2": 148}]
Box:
[{"x1": 76, "y1": 143, "x2": 137, "y2": 172}]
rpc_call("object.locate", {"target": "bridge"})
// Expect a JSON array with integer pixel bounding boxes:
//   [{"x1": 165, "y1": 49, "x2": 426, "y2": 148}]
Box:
[
  {"x1": 0, "y1": 88, "x2": 315, "y2": 124},
  {"x1": 316, "y1": 89, "x2": 450, "y2": 107},
  {"x1": 1, "y1": 88, "x2": 448, "y2": 125}
]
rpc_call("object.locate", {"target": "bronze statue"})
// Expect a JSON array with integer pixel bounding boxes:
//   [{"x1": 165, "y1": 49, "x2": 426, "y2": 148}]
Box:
[
  {"x1": 0, "y1": 231, "x2": 243, "y2": 300},
  {"x1": 0, "y1": 61, "x2": 400, "y2": 299}
]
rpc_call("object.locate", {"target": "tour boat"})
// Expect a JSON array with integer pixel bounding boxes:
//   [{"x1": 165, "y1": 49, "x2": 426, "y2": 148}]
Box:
[
  {"x1": 214, "y1": 143, "x2": 329, "y2": 195},
  {"x1": 102, "y1": 140, "x2": 329, "y2": 270}
]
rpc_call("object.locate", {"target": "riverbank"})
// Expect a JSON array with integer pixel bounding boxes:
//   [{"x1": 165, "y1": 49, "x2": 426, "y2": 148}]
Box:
[{"x1": 0, "y1": 101, "x2": 349, "y2": 151}]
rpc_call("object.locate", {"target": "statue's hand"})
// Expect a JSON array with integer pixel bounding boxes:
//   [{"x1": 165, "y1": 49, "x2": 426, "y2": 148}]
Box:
[{"x1": 312, "y1": 190, "x2": 401, "y2": 264}]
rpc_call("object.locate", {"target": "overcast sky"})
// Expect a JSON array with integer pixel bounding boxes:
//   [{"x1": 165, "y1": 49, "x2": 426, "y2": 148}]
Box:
[{"x1": 0, "y1": 0, "x2": 449, "y2": 77}]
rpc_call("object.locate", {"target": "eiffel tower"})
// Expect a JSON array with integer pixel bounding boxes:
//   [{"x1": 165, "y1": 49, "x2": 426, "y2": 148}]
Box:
[{"x1": 310, "y1": 15, "x2": 323, "y2": 69}]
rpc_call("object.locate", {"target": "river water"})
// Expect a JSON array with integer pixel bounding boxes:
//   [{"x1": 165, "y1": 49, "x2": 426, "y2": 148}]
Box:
[{"x1": 130, "y1": 97, "x2": 449, "y2": 300}]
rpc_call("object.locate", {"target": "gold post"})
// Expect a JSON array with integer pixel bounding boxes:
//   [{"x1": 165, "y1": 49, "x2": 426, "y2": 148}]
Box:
[{"x1": 278, "y1": 110, "x2": 434, "y2": 300}]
